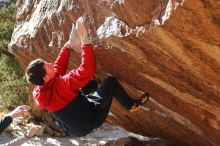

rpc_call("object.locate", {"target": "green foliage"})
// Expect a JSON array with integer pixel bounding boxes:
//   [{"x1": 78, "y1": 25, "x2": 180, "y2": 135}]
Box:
[
  {"x1": 0, "y1": 55, "x2": 28, "y2": 110},
  {"x1": 0, "y1": 3, "x2": 28, "y2": 110},
  {"x1": 0, "y1": 3, "x2": 16, "y2": 49}
]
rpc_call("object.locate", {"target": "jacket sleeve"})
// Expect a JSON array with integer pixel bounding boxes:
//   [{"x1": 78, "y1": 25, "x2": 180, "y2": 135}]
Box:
[
  {"x1": 53, "y1": 47, "x2": 70, "y2": 77},
  {"x1": 59, "y1": 45, "x2": 96, "y2": 91},
  {"x1": 1, "y1": 135, "x2": 29, "y2": 146},
  {"x1": 0, "y1": 116, "x2": 13, "y2": 135}
]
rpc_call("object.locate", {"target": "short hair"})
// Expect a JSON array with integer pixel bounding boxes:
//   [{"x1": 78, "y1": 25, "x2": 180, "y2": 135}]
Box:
[{"x1": 26, "y1": 59, "x2": 46, "y2": 85}]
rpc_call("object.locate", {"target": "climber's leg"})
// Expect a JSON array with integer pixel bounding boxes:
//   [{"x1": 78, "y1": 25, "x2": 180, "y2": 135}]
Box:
[{"x1": 80, "y1": 80, "x2": 98, "y2": 95}]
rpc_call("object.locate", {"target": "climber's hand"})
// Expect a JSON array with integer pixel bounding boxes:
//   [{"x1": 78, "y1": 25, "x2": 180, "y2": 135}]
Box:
[
  {"x1": 64, "y1": 41, "x2": 71, "y2": 49},
  {"x1": 68, "y1": 23, "x2": 81, "y2": 49},
  {"x1": 75, "y1": 16, "x2": 91, "y2": 45}
]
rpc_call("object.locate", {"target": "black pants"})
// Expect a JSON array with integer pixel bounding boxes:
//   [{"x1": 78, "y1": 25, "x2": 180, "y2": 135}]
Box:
[
  {"x1": 82, "y1": 76, "x2": 136, "y2": 128},
  {"x1": 53, "y1": 76, "x2": 136, "y2": 136}
]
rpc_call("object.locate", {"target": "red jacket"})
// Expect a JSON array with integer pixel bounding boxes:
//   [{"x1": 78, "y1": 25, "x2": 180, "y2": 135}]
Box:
[{"x1": 33, "y1": 45, "x2": 96, "y2": 112}]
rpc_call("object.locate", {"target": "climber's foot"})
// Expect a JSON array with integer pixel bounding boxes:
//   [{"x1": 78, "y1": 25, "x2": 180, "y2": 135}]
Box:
[
  {"x1": 129, "y1": 92, "x2": 150, "y2": 113},
  {"x1": 139, "y1": 92, "x2": 149, "y2": 104}
]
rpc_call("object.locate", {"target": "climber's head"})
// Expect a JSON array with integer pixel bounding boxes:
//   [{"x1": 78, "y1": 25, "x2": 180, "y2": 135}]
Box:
[{"x1": 26, "y1": 59, "x2": 55, "y2": 85}]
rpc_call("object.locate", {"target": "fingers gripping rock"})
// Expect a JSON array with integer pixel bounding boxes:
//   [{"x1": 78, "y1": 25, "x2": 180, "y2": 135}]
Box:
[{"x1": 69, "y1": 23, "x2": 81, "y2": 48}]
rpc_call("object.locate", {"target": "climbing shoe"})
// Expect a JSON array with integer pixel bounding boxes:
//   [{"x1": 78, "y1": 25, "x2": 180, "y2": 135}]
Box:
[
  {"x1": 129, "y1": 92, "x2": 150, "y2": 113},
  {"x1": 139, "y1": 92, "x2": 149, "y2": 104},
  {"x1": 129, "y1": 101, "x2": 141, "y2": 113}
]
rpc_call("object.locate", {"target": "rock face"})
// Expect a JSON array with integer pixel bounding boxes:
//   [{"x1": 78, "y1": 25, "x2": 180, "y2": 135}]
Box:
[{"x1": 9, "y1": 0, "x2": 220, "y2": 146}]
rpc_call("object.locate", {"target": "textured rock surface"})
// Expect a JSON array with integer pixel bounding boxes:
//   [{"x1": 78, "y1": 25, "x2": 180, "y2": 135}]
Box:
[
  {"x1": 0, "y1": 123, "x2": 169, "y2": 146},
  {"x1": 9, "y1": 0, "x2": 220, "y2": 146}
]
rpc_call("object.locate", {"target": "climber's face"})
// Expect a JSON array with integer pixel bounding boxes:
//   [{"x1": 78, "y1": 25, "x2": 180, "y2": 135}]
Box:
[{"x1": 43, "y1": 62, "x2": 55, "y2": 83}]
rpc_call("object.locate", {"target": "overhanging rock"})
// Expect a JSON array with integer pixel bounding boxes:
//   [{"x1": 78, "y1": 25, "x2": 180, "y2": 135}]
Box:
[{"x1": 9, "y1": 0, "x2": 220, "y2": 146}]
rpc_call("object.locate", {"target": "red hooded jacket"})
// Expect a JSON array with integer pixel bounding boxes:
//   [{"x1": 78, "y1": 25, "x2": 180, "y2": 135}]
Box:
[{"x1": 33, "y1": 45, "x2": 96, "y2": 112}]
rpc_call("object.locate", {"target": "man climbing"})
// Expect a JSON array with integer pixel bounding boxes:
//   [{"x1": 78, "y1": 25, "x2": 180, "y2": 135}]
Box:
[{"x1": 25, "y1": 16, "x2": 149, "y2": 137}]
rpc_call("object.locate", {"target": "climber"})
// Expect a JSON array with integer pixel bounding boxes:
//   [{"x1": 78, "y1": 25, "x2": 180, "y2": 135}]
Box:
[
  {"x1": 0, "y1": 105, "x2": 41, "y2": 146},
  {"x1": 25, "y1": 16, "x2": 149, "y2": 137}
]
